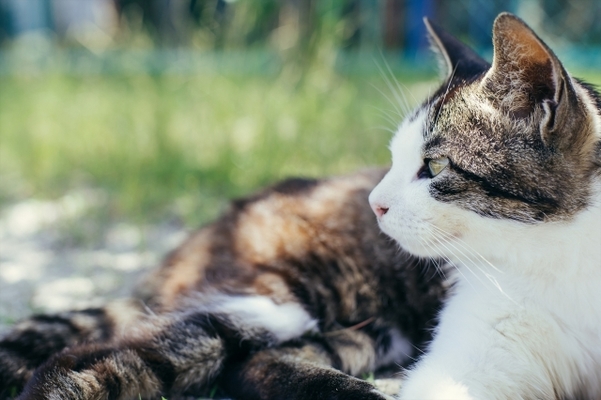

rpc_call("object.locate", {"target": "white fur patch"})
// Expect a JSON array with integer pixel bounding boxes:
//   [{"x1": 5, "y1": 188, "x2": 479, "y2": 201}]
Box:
[
  {"x1": 369, "y1": 108, "x2": 447, "y2": 256},
  {"x1": 209, "y1": 295, "x2": 318, "y2": 343}
]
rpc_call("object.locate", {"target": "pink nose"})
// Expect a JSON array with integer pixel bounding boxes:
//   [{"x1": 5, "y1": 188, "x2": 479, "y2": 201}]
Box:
[{"x1": 371, "y1": 203, "x2": 389, "y2": 218}]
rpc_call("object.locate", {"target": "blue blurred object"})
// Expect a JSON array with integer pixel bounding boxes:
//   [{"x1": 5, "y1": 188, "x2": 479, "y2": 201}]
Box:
[
  {"x1": 0, "y1": 0, "x2": 599, "y2": 73},
  {"x1": 2, "y1": 0, "x2": 52, "y2": 36},
  {"x1": 404, "y1": 0, "x2": 434, "y2": 61}
]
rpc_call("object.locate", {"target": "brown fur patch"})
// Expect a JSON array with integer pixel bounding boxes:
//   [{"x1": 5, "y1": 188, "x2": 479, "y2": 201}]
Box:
[{"x1": 9, "y1": 168, "x2": 441, "y2": 400}]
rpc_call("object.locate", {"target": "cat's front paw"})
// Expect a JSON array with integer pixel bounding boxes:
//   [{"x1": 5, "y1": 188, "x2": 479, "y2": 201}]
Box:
[
  {"x1": 336, "y1": 387, "x2": 396, "y2": 400},
  {"x1": 311, "y1": 375, "x2": 397, "y2": 400},
  {"x1": 399, "y1": 374, "x2": 473, "y2": 400},
  {"x1": 366, "y1": 388, "x2": 397, "y2": 400}
]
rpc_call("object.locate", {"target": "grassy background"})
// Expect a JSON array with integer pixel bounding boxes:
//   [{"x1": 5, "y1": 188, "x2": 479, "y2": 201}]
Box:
[
  {"x1": 2, "y1": 0, "x2": 600, "y2": 231},
  {"x1": 0, "y1": 59, "x2": 438, "y2": 229},
  {"x1": 1, "y1": 59, "x2": 600, "y2": 229}
]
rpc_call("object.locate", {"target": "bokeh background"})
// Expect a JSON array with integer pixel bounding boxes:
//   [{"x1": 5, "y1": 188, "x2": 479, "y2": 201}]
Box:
[{"x1": 0, "y1": 0, "x2": 600, "y2": 330}]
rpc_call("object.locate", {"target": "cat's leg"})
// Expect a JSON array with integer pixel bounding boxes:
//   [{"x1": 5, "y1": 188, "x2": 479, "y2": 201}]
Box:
[
  {"x1": 15, "y1": 309, "x2": 276, "y2": 400},
  {"x1": 0, "y1": 300, "x2": 146, "y2": 399},
  {"x1": 221, "y1": 331, "x2": 395, "y2": 400},
  {"x1": 13, "y1": 302, "x2": 400, "y2": 399}
]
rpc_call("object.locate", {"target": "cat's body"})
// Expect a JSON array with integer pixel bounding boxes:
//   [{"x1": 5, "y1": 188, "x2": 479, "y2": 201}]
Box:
[
  {"x1": 2, "y1": 12, "x2": 601, "y2": 400},
  {"x1": 0, "y1": 169, "x2": 447, "y2": 399},
  {"x1": 370, "y1": 14, "x2": 601, "y2": 400}
]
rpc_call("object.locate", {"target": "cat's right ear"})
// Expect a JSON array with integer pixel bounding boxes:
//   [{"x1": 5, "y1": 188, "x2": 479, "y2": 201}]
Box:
[
  {"x1": 424, "y1": 17, "x2": 490, "y2": 81},
  {"x1": 485, "y1": 13, "x2": 586, "y2": 152}
]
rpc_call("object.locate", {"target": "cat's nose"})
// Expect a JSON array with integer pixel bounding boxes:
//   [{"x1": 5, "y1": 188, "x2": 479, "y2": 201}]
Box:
[{"x1": 371, "y1": 203, "x2": 389, "y2": 218}]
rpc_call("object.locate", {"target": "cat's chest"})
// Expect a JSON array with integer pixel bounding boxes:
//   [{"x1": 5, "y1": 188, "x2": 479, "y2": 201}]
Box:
[{"x1": 449, "y1": 266, "x2": 601, "y2": 356}]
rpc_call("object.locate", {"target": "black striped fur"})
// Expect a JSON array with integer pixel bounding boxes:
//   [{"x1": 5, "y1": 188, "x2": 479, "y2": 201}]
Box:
[{"x1": 1, "y1": 169, "x2": 448, "y2": 399}]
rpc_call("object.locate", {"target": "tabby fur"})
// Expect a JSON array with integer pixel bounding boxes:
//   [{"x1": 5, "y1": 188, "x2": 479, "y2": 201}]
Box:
[{"x1": 1, "y1": 170, "x2": 447, "y2": 399}]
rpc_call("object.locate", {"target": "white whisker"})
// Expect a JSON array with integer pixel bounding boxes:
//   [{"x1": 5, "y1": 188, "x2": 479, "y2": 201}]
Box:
[
  {"x1": 369, "y1": 104, "x2": 403, "y2": 128},
  {"x1": 396, "y1": 80, "x2": 421, "y2": 109},
  {"x1": 427, "y1": 224, "x2": 519, "y2": 305},
  {"x1": 369, "y1": 125, "x2": 397, "y2": 135},
  {"x1": 420, "y1": 237, "x2": 449, "y2": 282},
  {"x1": 429, "y1": 224, "x2": 503, "y2": 274},
  {"x1": 427, "y1": 233, "x2": 478, "y2": 291},
  {"x1": 373, "y1": 55, "x2": 413, "y2": 117},
  {"x1": 379, "y1": 52, "x2": 411, "y2": 109},
  {"x1": 369, "y1": 83, "x2": 405, "y2": 120}
]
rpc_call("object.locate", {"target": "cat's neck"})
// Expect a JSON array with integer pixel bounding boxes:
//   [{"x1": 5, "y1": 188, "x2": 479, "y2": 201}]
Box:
[
  {"x1": 458, "y1": 189, "x2": 601, "y2": 283},
  {"x1": 448, "y1": 197, "x2": 601, "y2": 328}
]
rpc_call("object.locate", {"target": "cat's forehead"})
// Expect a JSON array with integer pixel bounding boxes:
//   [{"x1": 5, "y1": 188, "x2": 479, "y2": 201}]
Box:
[
  {"x1": 427, "y1": 81, "x2": 499, "y2": 138},
  {"x1": 411, "y1": 79, "x2": 596, "y2": 222},
  {"x1": 422, "y1": 81, "x2": 536, "y2": 160}
]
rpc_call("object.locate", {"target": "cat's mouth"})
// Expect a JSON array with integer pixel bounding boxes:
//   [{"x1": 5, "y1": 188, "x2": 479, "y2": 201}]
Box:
[{"x1": 374, "y1": 212, "x2": 445, "y2": 259}]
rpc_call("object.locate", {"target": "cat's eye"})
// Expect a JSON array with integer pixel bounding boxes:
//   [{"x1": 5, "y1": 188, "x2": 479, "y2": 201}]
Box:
[{"x1": 427, "y1": 157, "x2": 449, "y2": 177}]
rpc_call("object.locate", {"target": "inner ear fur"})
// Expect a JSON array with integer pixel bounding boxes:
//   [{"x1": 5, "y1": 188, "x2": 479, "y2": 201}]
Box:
[{"x1": 485, "y1": 12, "x2": 586, "y2": 152}]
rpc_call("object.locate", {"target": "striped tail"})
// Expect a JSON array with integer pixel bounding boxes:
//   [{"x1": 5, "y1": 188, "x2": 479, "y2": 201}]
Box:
[
  {"x1": 4, "y1": 303, "x2": 395, "y2": 400},
  {"x1": 13, "y1": 310, "x2": 276, "y2": 400},
  {"x1": 0, "y1": 300, "x2": 146, "y2": 399}
]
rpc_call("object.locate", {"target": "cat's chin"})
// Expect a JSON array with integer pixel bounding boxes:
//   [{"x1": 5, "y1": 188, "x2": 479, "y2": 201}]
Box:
[
  {"x1": 379, "y1": 226, "x2": 442, "y2": 259},
  {"x1": 398, "y1": 241, "x2": 442, "y2": 259}
]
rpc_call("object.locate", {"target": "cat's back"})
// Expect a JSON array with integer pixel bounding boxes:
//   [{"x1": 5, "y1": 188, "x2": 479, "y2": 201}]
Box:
[{"x1": 138, "y1": 168, "x2": 397, "y2": 311}]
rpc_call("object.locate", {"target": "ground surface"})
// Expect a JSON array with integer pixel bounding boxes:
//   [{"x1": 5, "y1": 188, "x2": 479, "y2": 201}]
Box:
[{"x1": 0, "y1": 191, "x2": 187, "y2": 332}]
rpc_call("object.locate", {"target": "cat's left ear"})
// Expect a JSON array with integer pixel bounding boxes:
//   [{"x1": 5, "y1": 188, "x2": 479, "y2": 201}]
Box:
[
  {"x1": 485, "y1": 13, "x2": 584, "y2": 150},
  {"x1": 424, "y1": 17, "x2": 490, "y2": 81}
]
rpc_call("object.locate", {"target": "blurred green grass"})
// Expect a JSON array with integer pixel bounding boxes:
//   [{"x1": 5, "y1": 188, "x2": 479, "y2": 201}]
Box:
[
  {"x1": 1, "y1": 65, "x2": 599, "y2": 227},
  {"x1": 0, "y1": 61, "x2": 435, "y2": 226}
]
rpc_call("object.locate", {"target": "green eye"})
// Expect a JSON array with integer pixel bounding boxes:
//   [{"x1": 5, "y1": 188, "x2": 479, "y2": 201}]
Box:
[{"x1": 428, "y1": 157, "x2": 449, "y2": 177}]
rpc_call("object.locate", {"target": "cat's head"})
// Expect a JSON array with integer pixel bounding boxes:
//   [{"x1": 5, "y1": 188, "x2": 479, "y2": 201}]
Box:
[{"x1": 369, "y1": 13, "x2": 601, "y2": 262}]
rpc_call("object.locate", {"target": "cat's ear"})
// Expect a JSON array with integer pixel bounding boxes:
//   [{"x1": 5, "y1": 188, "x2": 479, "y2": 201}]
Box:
[
  {"x1": 485, "y1": 12, "x2": 584, "y2": 150},
  {"x1": 424, "y1": 17, "x2": 490, "y2": 81}
]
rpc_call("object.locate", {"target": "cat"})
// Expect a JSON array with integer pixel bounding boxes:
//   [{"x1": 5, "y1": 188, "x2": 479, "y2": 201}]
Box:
[
  {"x1": 369, "y1": 12, "x2": 601, "y2": 400},
  {"x1": 0, "y1": 169, "x2": 448, "y2": 399},
  {"x1": 2, "y1": 11, "x2": 600, "y2": 400}
]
